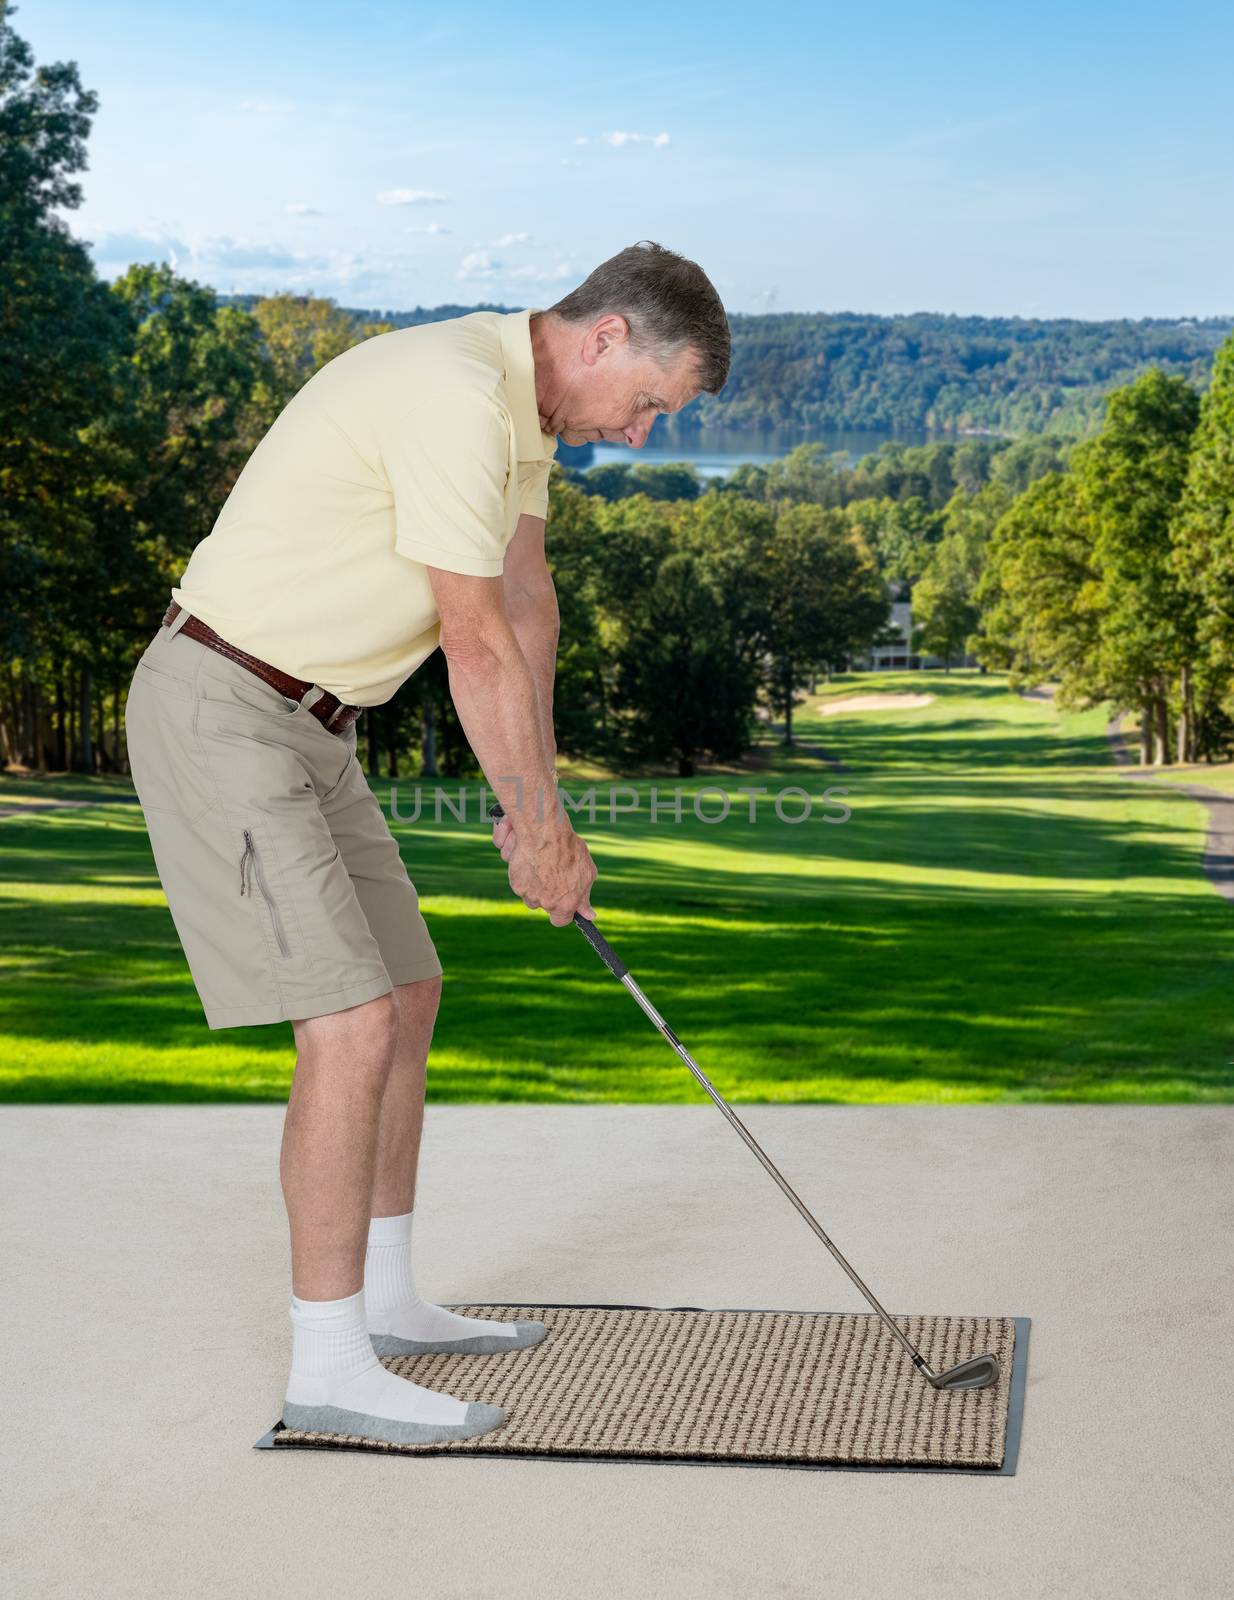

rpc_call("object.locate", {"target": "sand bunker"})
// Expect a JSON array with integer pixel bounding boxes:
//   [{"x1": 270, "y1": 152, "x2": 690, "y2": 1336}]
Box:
[{"x1": 819, "y1": 692, "x2": 936, "y2": 715}]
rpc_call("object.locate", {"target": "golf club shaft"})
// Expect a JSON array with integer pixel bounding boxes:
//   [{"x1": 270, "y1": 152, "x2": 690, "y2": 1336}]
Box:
[
  {"x1": 487, "y1": 800, "x2": 932, "y2": 1380},
  {"x1": 608, "y1": 957, "x2": 928, "y2": 1375}
]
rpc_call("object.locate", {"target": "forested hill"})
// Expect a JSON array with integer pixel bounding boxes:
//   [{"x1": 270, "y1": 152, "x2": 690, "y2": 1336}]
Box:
[
  {"x1": 709, "y1": 312, "x2": 1231, "y2": 437},
  {"x1": 222, "y1": 296, "x2": 1233, "y2": 439}
]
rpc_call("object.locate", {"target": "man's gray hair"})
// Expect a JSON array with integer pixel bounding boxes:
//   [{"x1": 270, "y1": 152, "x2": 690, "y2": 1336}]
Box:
[{"x1": 543, "y1": 240, "x2": 731, "y2": 395}]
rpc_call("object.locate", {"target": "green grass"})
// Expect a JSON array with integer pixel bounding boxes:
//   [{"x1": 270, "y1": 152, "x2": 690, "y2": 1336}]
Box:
[
  {"x1": 1104, "y1": 710, "x2": 1234, "y2": 790},
  {"x1": 2, "y1": 670, "x2": 1231, "y2": 1103},
  {"x1": 1152, "y1": 764, "x2": 1234, "y2": 793}
]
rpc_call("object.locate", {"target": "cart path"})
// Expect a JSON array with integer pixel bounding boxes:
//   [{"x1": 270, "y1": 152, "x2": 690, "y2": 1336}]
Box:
[
  {"x1": 0, "y1": 796, "x2": 140, "y2": 820},
  {"x1": 765, "y1": 720, "x2": 850, "y2": 773},
  {"x1": 1107, "y1": 712, "x2": 1234, "y2": 903}
]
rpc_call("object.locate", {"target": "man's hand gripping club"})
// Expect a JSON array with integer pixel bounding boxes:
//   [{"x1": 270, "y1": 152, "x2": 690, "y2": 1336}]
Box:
[{"x1": 490, "y1": 798, "x2": 596, "y2": 927}]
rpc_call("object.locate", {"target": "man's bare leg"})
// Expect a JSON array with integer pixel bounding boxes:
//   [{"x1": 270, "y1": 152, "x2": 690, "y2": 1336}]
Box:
[
  {"x1": 361, "y1": 975, "x2": 546, "y2": 1355},
  {"x1": 281, "y1": 992, "x2": 399, "y2": 1299},
  {"x1": 278, "y1": 986, "x2": 505, "y2": 1441},
  {"x1": 369, "y1": 975, "x2": 442, "y2": 1217}
]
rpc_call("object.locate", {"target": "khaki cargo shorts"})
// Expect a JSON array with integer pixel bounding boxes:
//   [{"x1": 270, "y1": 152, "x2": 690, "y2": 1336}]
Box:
[{"x1": 124, "y1": 619, "x2": 442, "y2": 1030}]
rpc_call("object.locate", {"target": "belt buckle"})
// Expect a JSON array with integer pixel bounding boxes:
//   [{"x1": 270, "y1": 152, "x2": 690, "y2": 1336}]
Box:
[{"x1": 324, "y1": 699, "x2": 356, "y2": 733}]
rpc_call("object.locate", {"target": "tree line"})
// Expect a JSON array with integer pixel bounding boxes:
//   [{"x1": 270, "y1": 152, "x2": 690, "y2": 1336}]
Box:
[
  {"x1": 970, "y1": 348, "x2": 1234, "y2": 763},
  {"x1": 540, "y1": 351, "x2": 1234, "y2": 770},
  {"x1": 255, "y1": 291, "x2": 1233, "y2": 442},
  {"x1": 699, "y1": 310, "x2": 1230, "y2": 439}
]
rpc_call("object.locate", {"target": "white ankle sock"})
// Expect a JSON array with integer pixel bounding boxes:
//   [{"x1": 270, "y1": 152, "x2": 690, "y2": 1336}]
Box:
[
  {"x1": 364, "y1": 1211, "x2": 518, "y2": 1342},
  {"x1": 284, "y1": 1288, "x2": 469, "y2": 1422}
]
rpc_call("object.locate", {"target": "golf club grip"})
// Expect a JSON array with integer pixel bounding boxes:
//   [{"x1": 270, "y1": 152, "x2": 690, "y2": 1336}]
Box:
[
  {"x1": 488, "y1": 801, "x2": 627, "y2": 978},
  {"x1": 570, "y1": 912, "x2": 628, "y2": 978}
]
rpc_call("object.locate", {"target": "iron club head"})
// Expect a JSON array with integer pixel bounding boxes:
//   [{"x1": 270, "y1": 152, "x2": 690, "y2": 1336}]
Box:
[{"x1": 927, "y1": 1353, "x2": 1001, "y2": 1391}]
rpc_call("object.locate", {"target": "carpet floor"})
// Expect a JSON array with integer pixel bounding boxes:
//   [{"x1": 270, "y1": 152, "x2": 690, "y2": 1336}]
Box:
[{"x1": 262, "y1": 1302, "x2": 1025, "y2": 1473}]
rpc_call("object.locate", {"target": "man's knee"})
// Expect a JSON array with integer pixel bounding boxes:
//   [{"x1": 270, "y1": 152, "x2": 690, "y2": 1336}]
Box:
[
  {"x1": 292, "y1": 990, "x2": 401, "y2": 1070},
  {"x1": 392, "y1": 973, "x2": 442, "y2": 1023}
]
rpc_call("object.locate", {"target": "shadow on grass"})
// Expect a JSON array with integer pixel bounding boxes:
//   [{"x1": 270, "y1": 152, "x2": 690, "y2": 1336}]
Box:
[
  {"x1": 0, "y1": 772, "x2": 1207, "y2": 909},
  {"x1": 794, "y1": 718, "x2": 1114, "y2": 775},
  {"x1": 2, "y1": 678, "x2": 1231, "y2": 1103},
  {"x1": 2, "y1": 816, "x2": 1232, "y2": 1102}
]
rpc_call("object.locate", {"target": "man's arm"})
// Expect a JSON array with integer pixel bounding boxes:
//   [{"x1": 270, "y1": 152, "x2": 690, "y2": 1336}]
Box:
[
  {"x1": 425, "y1": 562, "x2": 594, "y2": 926},
  {"x1": 501, "y1": 511, "x2": 560, "y2": 770}
]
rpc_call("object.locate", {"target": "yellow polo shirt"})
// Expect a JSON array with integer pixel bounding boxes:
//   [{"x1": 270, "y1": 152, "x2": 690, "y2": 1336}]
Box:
[{"x1": 171, "y1": 306, "x2": 558, "y2": 706}]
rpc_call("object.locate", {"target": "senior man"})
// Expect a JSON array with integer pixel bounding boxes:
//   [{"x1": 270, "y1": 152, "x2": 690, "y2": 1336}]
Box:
[{"x1": 124, "y1": 239, "x2": 732, "y2": 1446}]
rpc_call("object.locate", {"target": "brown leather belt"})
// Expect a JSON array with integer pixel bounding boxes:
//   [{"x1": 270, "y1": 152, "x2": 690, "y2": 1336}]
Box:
[{"x1": 162, "y1": 602, "x2": 363, "y2": 736}]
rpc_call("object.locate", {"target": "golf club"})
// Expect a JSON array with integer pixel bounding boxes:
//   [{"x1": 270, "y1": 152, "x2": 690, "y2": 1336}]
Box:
[{"x1": 489, "y1": 800, "x2": 1001, "y2": 1393}]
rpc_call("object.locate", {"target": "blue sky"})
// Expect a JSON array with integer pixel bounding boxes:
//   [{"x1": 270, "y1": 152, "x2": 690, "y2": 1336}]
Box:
[{"x1": 21, "y1": 0, "x2": 1234, "y2": 319}]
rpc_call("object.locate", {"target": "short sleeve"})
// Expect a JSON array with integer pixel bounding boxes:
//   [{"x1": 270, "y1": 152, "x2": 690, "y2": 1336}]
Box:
[
  {"x1": 517, "y1": 458, "x2": 553, "y2": 520},
  {"x1": 379, "y1": 383, "x2": 513, "y2": 577}
]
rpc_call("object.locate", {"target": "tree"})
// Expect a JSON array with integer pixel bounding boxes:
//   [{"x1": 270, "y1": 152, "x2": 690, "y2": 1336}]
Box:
[
  {"x1": 627, "y1": 462, "x2": 703, "y2": 502},
  {"x1": 758, "y1": 504, "x2": 887, "y2": 742},
  {"x1": 102, "y1": 264, "x2": 274, "y2": 591},
  {"x1": 544, "y1": 478, "x2": 614, "y2": 761},
  {"x1": 974, "y1": 472, "x2": 1104, "y2": 710},
  {"x1": 250, "y1": 293, "x2": 388, "y2": 419},
  {"x1": 762, "y1": 442, "x2": 848, "y2": 507},
  {"x1": 990, "y1": 434, "x2": 1072, "y2": 495},
  {"x1": 954, "y1": 439, "x2": 998, "y2": 495},
  {"x1": 912, "y1": 534, "x2": 977, "y2": 668},
  {"x1": 1072, "y1": 370, "x2": 1201, "y2": 761},
  {"x1": 841, "y1": 495, "x2": 941, "y2": 591},
  {"x1": 581, "y1": 463, "x2": 634, "y2": 502},
  {"x1": 673, "y1": 489, "x2": 777, "y2": 683},
  {"x1": 0, "y1": 2, "x2": 131, "y2": 767},
  {"x1": 614, "y1": 550, "x2": 751, "y2": 776},
  {"x1": 1172, "y1": 332, "x2": 1234, "y2": 759},
  {"x1": 976, "y1": 373, "x2": 1205, "y2": 766},
  {"x1": 913, "y1": 481, "x2": 1014, "y2": 666}
]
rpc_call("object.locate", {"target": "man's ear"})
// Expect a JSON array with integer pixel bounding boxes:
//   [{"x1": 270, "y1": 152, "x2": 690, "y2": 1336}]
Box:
[{"x1": 587, "y1": 313, "x2": 631, "y2": 364}]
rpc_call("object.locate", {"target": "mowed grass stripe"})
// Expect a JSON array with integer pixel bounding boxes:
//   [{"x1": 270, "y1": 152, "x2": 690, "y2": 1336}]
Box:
[{"x1": 1, "y1": 671, "x2": 1230, "y2": 1103}]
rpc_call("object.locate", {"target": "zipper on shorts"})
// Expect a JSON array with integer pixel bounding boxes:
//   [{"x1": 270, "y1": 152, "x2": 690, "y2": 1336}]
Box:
[{"x1": 239, "y1": 828, "x2": 292, "y2": 958}]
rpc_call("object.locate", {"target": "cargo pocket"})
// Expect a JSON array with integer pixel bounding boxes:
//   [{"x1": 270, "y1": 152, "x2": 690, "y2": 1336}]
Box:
[{"x1": 239, "y1": 827, "x2": 293, "y2": 958}]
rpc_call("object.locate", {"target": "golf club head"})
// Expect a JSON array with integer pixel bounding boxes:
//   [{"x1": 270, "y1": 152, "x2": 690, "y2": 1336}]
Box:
[{"x1": 930, "y1": 1353, "x2": 1001, "y2": 1391}]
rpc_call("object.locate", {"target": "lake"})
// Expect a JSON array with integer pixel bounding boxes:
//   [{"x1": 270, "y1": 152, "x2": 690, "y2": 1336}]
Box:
[{"x1": 562, "y1": 425, "x2": 951, "y2": 479}]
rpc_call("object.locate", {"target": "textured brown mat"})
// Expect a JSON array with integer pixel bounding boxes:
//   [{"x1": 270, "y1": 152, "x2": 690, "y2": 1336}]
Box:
[{"x1": 269, "y1": 1303, "x2": 1020, "y2": 1470}]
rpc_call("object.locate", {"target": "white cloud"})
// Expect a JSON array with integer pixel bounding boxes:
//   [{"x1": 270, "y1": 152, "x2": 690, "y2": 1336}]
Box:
[
  {"x1": 89, "y1": 229, "x2": 187, "y2": 263},
  {"x1": 405, "y1": 221, "x2": 451, "y2": 234},
  {"x1": 601, "y1": 131, "x2": 670, "y2": 148},
  {"x1": 458, "y1": 250, "x2": 502, "y2": 280},
  {"x1": 493, "y1": 231, "x2": 531, "y2": 246},
  {"x1": 574, "y1": 136, "x2": 590, "y2": 145},
  {"x1": 88, "y1": 230, "x2": 441, "y2": 303},
  {"x1": 509, "y1": 261, "x2": 575, "y2": 283},
  {"x1": 193, "y1": 237, "x2": 303, "y2": 269},
  {"x1": 285, "y1": 203, "x2": 321, "y2": 216},
  {"x1": 377, "y1": 188, "x2": 447, "y2": 206},
  {"x1": 90, "y1": 230, "x2": 311, "y2": 276},
  {"x1": 457, "y1": 252, "x2": 576, "y2": 286}
]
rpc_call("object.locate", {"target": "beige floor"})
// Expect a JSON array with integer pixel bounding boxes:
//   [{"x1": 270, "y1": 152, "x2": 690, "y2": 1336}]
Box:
[{"x1": 3, "y1": 1103, "x2": 1231, "y2": 1599}]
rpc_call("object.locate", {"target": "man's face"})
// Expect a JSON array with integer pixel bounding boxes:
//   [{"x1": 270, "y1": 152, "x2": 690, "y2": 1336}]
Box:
[{"x1": 548, "y1": 318, "x2": 704, "y2": 448}]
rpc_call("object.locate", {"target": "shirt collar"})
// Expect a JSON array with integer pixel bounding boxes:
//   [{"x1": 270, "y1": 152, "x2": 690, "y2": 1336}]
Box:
[{"x1": 499, "y1": 307, "x2": 558, "y2": 463}]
